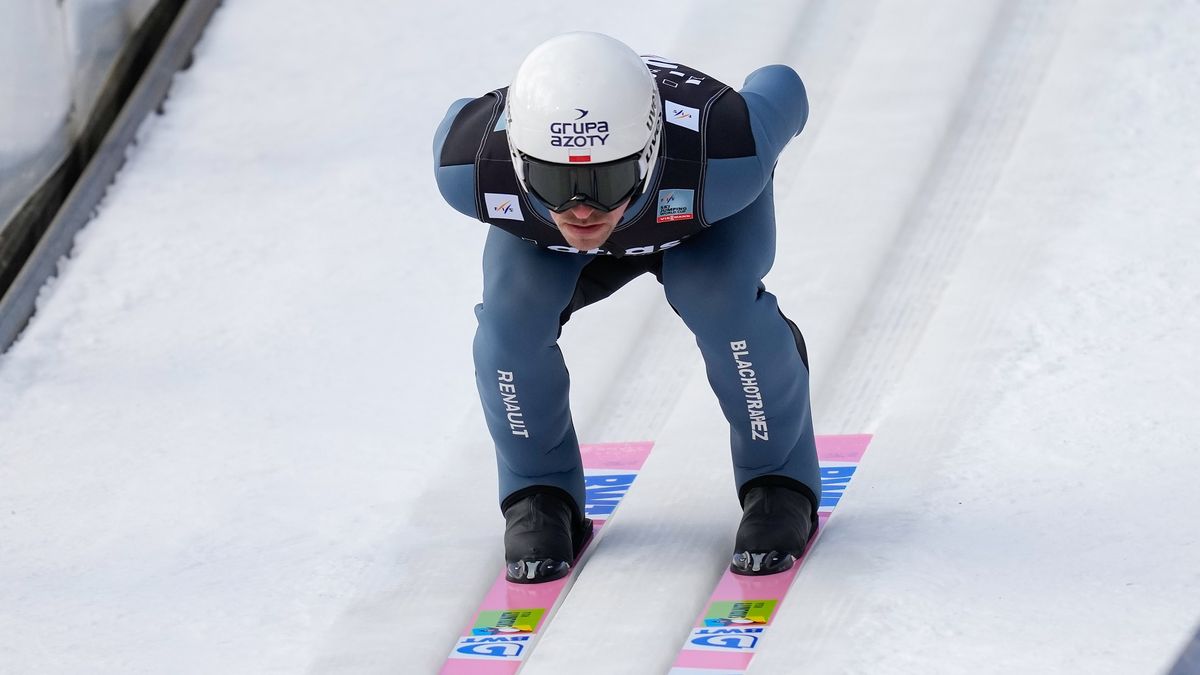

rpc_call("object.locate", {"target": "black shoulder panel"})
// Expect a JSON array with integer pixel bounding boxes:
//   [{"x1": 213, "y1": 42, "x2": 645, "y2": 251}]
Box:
[
  {"x1": 706, "y1": 90, "x2": 756, "y2": 159},
  {"x1": 440, "y1": 92, "x2": 502, "y2": 167}
]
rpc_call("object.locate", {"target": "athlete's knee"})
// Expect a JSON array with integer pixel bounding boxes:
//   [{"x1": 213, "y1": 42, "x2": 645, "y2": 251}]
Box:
[
  {"x1": 474, "y1": 295, "x2": 563, "y2": 350},
  {"x1": 664, "y1": 272, "x2": 762, "y2": 327},
  {"x1": 480, "y1": 258, "x2": 577, "y2": 341}
]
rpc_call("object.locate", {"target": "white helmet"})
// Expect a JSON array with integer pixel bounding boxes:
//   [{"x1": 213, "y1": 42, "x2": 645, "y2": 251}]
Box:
[{"x1": 506, "y1": 32, "x2": 662, "y2": 212}]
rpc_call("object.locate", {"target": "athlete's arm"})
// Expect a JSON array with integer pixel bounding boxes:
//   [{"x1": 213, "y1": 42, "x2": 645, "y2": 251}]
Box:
[
  {"x1": 741, "y1": 64, "x2": 809, "y2": 155},
  {"x1": 432, "y1": 97, "x2": 478, "y2": 219},
  {"x1": 704, "y1": 65, "x2": 808, "y2": 222}
]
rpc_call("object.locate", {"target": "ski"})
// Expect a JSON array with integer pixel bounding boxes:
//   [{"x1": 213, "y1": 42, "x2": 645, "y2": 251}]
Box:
[
  {"x1": 669, "y1": 434, "x2": 872, "y2": 674},
  {"x1": 441, "y1": 441, "x2": 654, "y2": 674}
]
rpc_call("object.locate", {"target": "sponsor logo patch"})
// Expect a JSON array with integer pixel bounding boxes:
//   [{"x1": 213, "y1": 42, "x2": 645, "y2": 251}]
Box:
[
  {"x1": 664, "y1": 100, "x2": 700, "y2": 131},
  {"x1": 484, "y1": 192, "x2": 524, "y2": 221},
  {"x1": 657, "y1": 189, "x2": 695, "y2": 223}
]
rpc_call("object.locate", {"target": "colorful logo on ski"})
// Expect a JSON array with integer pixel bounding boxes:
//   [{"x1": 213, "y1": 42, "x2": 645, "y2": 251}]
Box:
[
  {"x1": 687, "y1": 626, "x2": 765, "y2": 652},
  {"x1": 820, "y1": 463, "x2": 858, "y2": 510},
  {"x1": 584, "y1": 471, "x2": 637, "y2": 519},
  {"x1": 703, "y1": 599, "x2": 777, "y2": 627},
  {"x1": 471, "y1": 608, "x2": 545, "y2": 635},
  {"x1": 453, "y1": 634, "x2": 531, "y2": 660}
]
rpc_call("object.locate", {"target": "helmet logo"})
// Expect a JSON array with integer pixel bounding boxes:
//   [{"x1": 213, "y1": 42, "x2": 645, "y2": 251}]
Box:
[
  {"x1": 574, "y1": 108, "x2": 589, "y2": 120},
  {"x1": 549, "y1": 118, "x2": 610, "y2": 148}
]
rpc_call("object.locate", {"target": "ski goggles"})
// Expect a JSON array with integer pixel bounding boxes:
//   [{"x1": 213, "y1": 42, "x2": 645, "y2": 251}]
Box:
[{"x1": 519, "y1": 151, "x2": 644, "y2": 213}]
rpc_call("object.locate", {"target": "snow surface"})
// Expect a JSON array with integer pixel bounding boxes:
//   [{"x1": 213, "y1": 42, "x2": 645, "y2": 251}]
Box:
[{"x1": 3, "y1": 1, "x2": 1200, "y2": 673}]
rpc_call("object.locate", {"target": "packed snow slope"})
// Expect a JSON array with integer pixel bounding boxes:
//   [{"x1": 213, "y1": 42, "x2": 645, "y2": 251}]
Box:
[{"x1": 2, "y1": 1, "x2": 1199, "y2": 673}]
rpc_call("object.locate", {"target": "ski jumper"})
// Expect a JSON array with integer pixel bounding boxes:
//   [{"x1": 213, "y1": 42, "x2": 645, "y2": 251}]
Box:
[{"x1": 433, "y1": 58, "x2": 821, "y2": 518}]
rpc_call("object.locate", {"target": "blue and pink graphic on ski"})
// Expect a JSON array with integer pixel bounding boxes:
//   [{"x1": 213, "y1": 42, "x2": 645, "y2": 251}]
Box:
[
  {"x1": 441, "y1": 441, "x2": 654, "y2": 675},
  {"x1": 670, "y1": 434, "x2": 871, "y2": 674}
]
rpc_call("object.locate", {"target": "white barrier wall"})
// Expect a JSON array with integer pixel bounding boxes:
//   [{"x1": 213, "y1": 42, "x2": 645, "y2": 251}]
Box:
[{"x1": 0, "y1": 0, "x2": 160, "y2": 228}]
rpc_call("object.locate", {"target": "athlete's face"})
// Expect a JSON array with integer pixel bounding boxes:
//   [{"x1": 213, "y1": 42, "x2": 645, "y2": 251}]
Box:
[{"x1": 550, "y1": 199, "x2": 630, "y2": 251}]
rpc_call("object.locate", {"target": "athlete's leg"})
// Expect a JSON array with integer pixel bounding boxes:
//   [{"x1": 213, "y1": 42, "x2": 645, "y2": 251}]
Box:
[
  {"x1": 660, "y1": 183, "x2": 821, "y2": 508},
  {"x1": 474, "y1": 228, "x2": 592, "y2": 513}
]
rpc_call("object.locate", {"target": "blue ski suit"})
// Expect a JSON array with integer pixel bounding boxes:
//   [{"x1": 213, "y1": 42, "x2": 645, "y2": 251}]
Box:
[{"x1": 433, "y1": 58, "x2": 821, "y2": 518}]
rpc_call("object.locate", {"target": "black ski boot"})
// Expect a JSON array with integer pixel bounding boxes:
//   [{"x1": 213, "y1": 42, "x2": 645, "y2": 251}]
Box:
[
  {"x1": 730, "y1": 481, "x2": 817, "y2": 576},
  {"x1": 503, "y1": 487, "x2": 593, "y2": 584}
]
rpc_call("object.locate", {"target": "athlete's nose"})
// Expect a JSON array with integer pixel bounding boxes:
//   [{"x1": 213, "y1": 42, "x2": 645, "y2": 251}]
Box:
[{"x1": 568, "y1": 203, "x2": 595, "y2": 219}]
